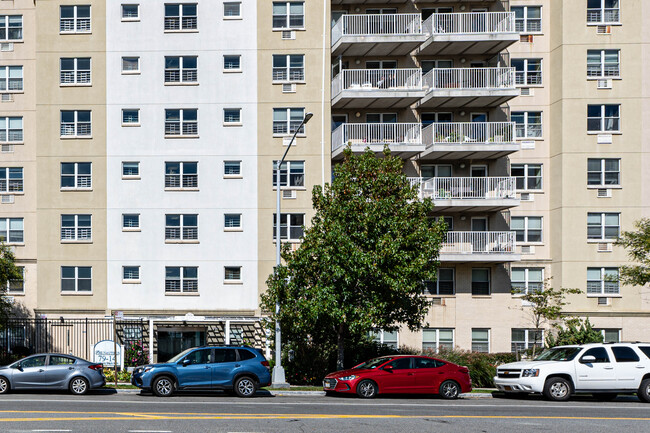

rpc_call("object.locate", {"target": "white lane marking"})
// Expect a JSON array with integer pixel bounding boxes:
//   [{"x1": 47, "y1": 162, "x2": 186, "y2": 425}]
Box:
[
  {"x1": 127, "y1": 431, "x2": 172, "y2": 433},
  {"x1": 31, "y1": 430, "x2": 72, "y2": 432}
]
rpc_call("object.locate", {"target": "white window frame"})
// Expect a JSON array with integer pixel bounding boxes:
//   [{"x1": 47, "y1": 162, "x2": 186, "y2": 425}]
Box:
[
  {"x1": 422, "y1": 328, "x2": 454, "y2": 352},
  {"x1": 597, "y1": 329, "x2": 621, "y2": 343},
  {"x1": 223, "y1": 55, "x2": 241, "y2": 72},
  {"x1": 165, "y1": 266, "x2": 198, "y2": 293},
  {"x1": 587, "y1": 49, "x2": 620, "y2": 79},
  {"x1": 224, "y1": 160, "x2": 242, "y2": 178},
  {"x1": 511, "y1": 163, "x2": 543, "y2": 191},
  {"x1": 587, "y1": 0, "x2": 620, "y2": 25},
  {"x1": 0, "y1": 15, "x2": 23, "y2": 42},
  {"x1": 587, "y1": 267, "x2": 619, "y2": 295},
  {"x1": 60, "y1": 110, "x2": 91, "y2": 138},
  {"x1": 60, "y1": 5, "x2": 91, "y2": 34},
  {"x1": 511, "y1": 267, "x2": 544, "y2": 295},
  {"x1": 165, "y1": 108, "x2": 198, "y2": 137},
  {"x1": 6, "y1": 266, "x2": 24, "y2": 293},
  {"x1": 512, "y1": 58, "x2": 542, "y2": 86},
  {"x1": 223, "y1": 108, "x2": 242, "y2": 126},
  {"x1": 511, "y1": 328, "x2": 543, "y2": 353},
  {"x1": 273, "y1": 160, "x2": 305, "y2": 188},
  {"x1": 122, "y1": 161, "x2": 140, "y2": 179},
  {"x1": 273, "y1": 213, "x2": 304, "y2": 241},
  {"x1": 165, "y1": 161, "x2": 198, "y2": 189},
  {"x1": 60, "y1": 162, "x2": 91, "y2": 190},
  {"x1": 122, "y1": 266, "x2": 141, "y2": 283},
  {"x1": 61, "y1": 266, "x2": 92, "y2": 293},
  {"x1": 272, "y1": 54, "x2": 305, "y2": 83},
  {"x1": 587, "y1": 212, "x2": 620, "y2": 241},
  {"x1": 165, "y1": 214, "x2": 198, "y2": 241},
  {"x1": 224, "y1": 266, "x2": 242, "y2": 283},
  {"x1": 121, "y1": 109, "x2": 140, "y2": 126},
  {"x1": 164, "y1": 56, "x2": 198, "y2": 84},
  {"x1": 511, "y1": 216, "x2": 543, "y2": 244},
  {"x1": 471, "y1": 328, "x2": 490, "y2": 353},
  {"x1": 121, "y1": 4, "x2": 140, "y2": 22},
  {"x1": 0, "y1": 66, "x2": 23, "y2": 93},
  {"x1": 164, "y1": 3, "x2": 198, "y2": 31},
  {"x1": 121, "y1": 56, "x2": 140, "y2": 74},
  {"x1": 587, "y1": 158, "x2": 620, "y2": 186},
  {"x1": 272, "y1": 1, "x2": 305, "y2": 30},
  {"x1": 273, "y1": 107, "x2": 306, "y2": 136},
  {"x1": 223, "y1": 2, "x2": 241, "y2": 19},
  {"x1": 512, "y1": 6, "x2": 542, "y2": 34},
  {"x1": 122, "y1": 213, "x2": 140, "y2": 231},
  {"x1": 424, "y1": 268, "x2": 455, "y2": 296},
  {"x1": 587, "y1": 104, "x2": 620, "y2": 133},
  {"x1": 0, "y1": 217, "x2": 23, "y2": 244},
  {"x1": 371, "y1": 329, "x2": 398, "y2": 349},
  {"x1": 0, "y1": 167, "x2": 23, "y2": 193},
  {"x1": 0, "y1": 116, "x2": 23, "y2": 143},
  {"x1": 60, "y1": 214, "x2": 92, "y2": 242},
  {"x1": 60, "y1": 58, "x2": 91, "y2": 86},
  {"x1": 224, "y1": 214, "x2": 242, "y2": 231},
  {"x1": 512, "y1": 111, "x2": 542, "y2": 139}
]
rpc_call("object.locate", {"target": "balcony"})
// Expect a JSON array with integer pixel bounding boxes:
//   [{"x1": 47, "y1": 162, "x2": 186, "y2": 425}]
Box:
[
  {"x1": 419, "y1": 67, "x2": 518, "y2": 108},
  {"x1": 408, "y1": 177, "x2": 519, "y2": 212},
  {"x1": 418, "y1": 12, "x2": 518, "y2": 56},
  {"x1": 331, "y1": 68, "x2": 426, "y2": 109},
  {"x1": 332, "y1": 14, "x2": 428, "y2": 57},
  {"x1": 332, "y1": 123, "x2": 424, "y2": 160},
  {"x1": 420, "y1": 122, "x2": 519, "y2": 160},
  {"x1": 440, "y1": 231, "x2": 520, "y2": 263}
]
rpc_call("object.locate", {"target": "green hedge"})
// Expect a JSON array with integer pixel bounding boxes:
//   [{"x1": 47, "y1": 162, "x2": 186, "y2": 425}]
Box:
[{"x1": 423, "y1": 348, "x2": 516, "y2": 388}]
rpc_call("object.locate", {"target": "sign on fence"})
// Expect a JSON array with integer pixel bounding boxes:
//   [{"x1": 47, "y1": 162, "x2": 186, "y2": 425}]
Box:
[{"x1": 93, "y1": 340, "x2": 123, "y2": 367}]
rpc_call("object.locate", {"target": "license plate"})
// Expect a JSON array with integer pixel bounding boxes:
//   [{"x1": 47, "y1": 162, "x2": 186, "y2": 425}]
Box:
[
  {"x1": 324, "y1": 382, "x2": 331, "y2": 389},
  {"x1": 504, "y1": 386, "x2": 512, "y2": 391}
]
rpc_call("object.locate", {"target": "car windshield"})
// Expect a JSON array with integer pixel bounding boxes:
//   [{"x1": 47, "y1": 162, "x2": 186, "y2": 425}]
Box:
[
  {"x1": 167, "y1": 348, "x2": 196, "y2": 363},
  {"x1": 353, "y1": 357, "x2": 392, "y2": 370},
  {"x1": 534, "y1": 347, "x2": 582, "y2": 361}
]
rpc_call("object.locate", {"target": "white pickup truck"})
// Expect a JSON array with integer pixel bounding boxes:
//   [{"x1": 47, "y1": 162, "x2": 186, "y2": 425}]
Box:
[{"x1": 493, "y1": 343, "x2": 650, "y2": 401}]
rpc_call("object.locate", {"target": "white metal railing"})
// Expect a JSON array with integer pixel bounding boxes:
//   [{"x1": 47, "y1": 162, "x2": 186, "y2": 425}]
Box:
[
  {"x1": 408, "y1": 177, "x2": 517, "y2": 200},
  {"x1": 422, "y1": 12, "x2": 515, "y2": 35},
  {"x1": 441, "y1": 231, "x2": 516, "y2": 255},
  {"x1": 332, "y1": 68, "x2": 422, "y2": 98},
  {"x1": 332, "y1": 13, "x2": 422, "y2": 45},
  {"x1": 332, "y1": 123, "x2": 422, "y2": 151},
  {"x1": 422, "y1": 122, "x2": 515, "y2": 146},
  {"x1": 423, "y1": 67, "x2": 516, "y2": 91},
  {"x1": 587, "y1": 8, "x2": 620, "y2": 24}
]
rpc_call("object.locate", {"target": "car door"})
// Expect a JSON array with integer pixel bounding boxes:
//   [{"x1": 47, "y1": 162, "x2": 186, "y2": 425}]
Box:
[
  {"x1": 412, "y1": 357, "x2": 445, "y2": 393},
  {"x1": 175, "y1": 348, "x2": 212, "y2": 388},
  {"x1": 12, "y1": 355, "x2": 47, "y2": 389},
  {"x1": 45, "y1": 355, "x2": 76, "y2": 388},
  {"x1": 375, "y1": 357, "x2": 416, "y2": 393},
  {"x1": 611, "y1": 346, "x2": 645, "y2": 390},
  {"x1": 574, "y1": 347, "x2": 616, "y2": 390},
  {"x1": 211, "y1": 348, "x2": 240, "y2": 388}
]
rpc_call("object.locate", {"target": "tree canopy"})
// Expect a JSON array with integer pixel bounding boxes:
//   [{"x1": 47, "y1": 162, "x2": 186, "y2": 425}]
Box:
[
  {"x1": 617, "y1": 218, "x2": 650, "y2": 286},
  {"x1": 0, "y1": 243, "x2": 24, "y2": 326}
]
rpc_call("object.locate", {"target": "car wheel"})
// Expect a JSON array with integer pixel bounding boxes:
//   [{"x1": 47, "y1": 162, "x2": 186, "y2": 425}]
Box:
[
  {"x1": 593, "y1": 393, "x2": 617, "y2": 401},
  {"x1": 152, "y1": 376, "x2": 175, "y2": 397},
  {"x1": 543, "y1": 377, "x2": 572, "y2": 401},
  {"x1": 0, "y1": 376, "x2": 9, "y2": 394},
  {"x1": 234, "y1": 376, "x2": 257, "y2": 398},
  {"x1": 356, "y1": 380, "x2": 378, "y2": 399},
  {"x1": 638, "y1": 378, "x2": 650, "y2": 403},
  {"x1": 439, "y1": 380, "x2": 461, "y2": 399},
  {"x1": 69, "y1": 377, "x2": 89, "y2": 395}
]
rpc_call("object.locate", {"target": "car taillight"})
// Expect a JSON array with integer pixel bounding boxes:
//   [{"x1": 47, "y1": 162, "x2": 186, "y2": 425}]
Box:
[
  {"x1": 458, "y1": 366, "x2": 469, "y2": 374},
  {"x1": 88, "y1": 364, "x2": 103, "y2": 371},
  {"x1": 261, "y1": 361, "x2": 270, "y2": 369}
]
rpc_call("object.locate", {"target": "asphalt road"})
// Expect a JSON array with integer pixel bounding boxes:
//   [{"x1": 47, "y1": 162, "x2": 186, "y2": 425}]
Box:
[{"x1": 0, "y1": 390, "x2": 648, "y2": 433}]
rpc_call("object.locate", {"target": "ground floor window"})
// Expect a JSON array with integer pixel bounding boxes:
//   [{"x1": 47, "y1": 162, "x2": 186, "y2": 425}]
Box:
[
  {"x1": 471, "y1": 328, "x2": 490, "y2": 353},
  {"x1": 511, "y1": 328, "x2": 543, "y2": 353},
  {"x1": 422, "y1": 328, "x2": 454, "y2": 352}
]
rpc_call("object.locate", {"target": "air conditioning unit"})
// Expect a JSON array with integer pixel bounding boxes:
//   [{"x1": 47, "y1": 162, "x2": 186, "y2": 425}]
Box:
[
  {"x1": 1, "y1": 93, "x2": 13, "y2": 102},
  {"x1": 597, "y1": 79, "x2": 612, "y2": 89},
  {"x1": 520, "y1": 34, "x2": 534, "y2": 43},
  {"x1": 282, "y1": 83, "x2": 296, "y2": 93},
  {"x1": 0, "y1": 43, "x2": 13, "y2": 52},
  {"x1": 281, "y1": 30, "x2": 296, "y2": 40},
  {"x1": 282, "y1": 189, "x2": 296, "y2": 199},
  {"x1": 519, "y1": 88, "x2": 533, "y2": 96},
  {"x1": 597, "y1": 188, "x2": 612, "y2": 198},
  {"x1": 597, "y1": 297, "x2": 610, "y2": 306},
  {"x1": 520, "y1": 140, "x2": 535, "y2": 149},
  {"x1": 1, "y1": 195, "x2": 15, "y2": 204},
  {"x1": 597, "y1": 25, "x2": 612, "y2": 34},
  {"x1": 520, "y1": 245, "x2": 535, "y2": 254},
  {"x1": 1, "y1": 144, "x2": 14, "y2": 153},
  {"x1": 520, "y1": 193, "x2": 534, "y2": 202},
  {"x1": 597, "y1": 242, "x2": 613, "y2": 252},
  {"x1": 430, "y1": 297, "x2": 442, "y2": 305}
]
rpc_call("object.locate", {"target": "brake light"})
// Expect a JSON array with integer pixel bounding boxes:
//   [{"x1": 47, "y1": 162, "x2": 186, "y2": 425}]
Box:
[
  {"x1": 88, "y1": 364, "x2": 103, "y2": 371},
  {"x1": 458, "y1": 366, "x2": 469, "y2": 374},
  {"x1": 261, "y1": 360, "x2": 270, "y2": 369}
]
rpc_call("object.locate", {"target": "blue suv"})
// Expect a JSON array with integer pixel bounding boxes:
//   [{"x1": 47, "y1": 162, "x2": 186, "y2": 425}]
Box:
[{"x1": 131, "y1": 346, "x2": 271, "y2": 397}]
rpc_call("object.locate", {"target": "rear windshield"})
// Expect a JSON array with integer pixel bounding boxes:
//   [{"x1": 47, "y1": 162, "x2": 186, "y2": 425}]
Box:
[
  {"x1": 353, "y1": 357, "x2": 392, "y2": 370},
  {"x1": 534, "y1": 347, "x2": 582, "y2": 361}
]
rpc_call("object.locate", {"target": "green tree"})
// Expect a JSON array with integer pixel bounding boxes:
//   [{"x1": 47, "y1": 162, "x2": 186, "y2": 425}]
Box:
[
  {"x1": 261, "y1": 147, "x2": 446, "y2": 370},
  {"x1": 0, "y1": 243, "x2": 24, "y2": 326},
  {"x1": 545, "y1": 317, "x2": 604, "y2": 347},
  {"x1": 616, "y1": 218, "x2": 650, "y2": 286}
]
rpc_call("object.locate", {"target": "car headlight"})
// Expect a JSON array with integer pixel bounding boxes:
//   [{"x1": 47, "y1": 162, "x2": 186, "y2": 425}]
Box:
[
  {"x1": 522, "y1": 369, "x2": 539, "y2": 377},
  {"x1": 143, "y1": 366, "x2": 154, "y2": 373},
  {"x1": 338, "y1": 375, "x2": 358, "y2": 381}
]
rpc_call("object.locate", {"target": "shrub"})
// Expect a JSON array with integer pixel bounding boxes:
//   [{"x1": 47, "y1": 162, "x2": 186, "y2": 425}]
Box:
[
  {"x1": 424, "y1": 348, "x2": 517, "y2": 388},
  {"x1": 102, "y1": 368, "x2": 131, "y2": 383},
  {"x1": 124, "y1": 340, "x2": 149, "y2": 367}
]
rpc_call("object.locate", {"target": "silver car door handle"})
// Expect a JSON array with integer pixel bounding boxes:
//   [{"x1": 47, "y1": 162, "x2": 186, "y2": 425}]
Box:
[
  {"x1": 68, "y1": 367, "x2": 74, "y2": 370},
  {"x1": 636, "y1": 366, "x2": 646, "y2": 369},
  {"x1": 235, "y1": 364, "x2": 241, "y2": 367},
  {"x1": 604, "y1": 366, "x2": 614, "y2": 370}
]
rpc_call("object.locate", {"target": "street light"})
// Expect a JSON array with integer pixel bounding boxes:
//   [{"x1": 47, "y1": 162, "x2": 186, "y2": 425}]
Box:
[{"x1": 272, "y1": 112, "x2": 313, "y2": 388}]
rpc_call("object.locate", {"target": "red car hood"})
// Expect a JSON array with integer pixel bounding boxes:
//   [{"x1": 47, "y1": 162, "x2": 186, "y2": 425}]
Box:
[{"x1": 325, "y1": 368, "x2": 372, "y2": 378}]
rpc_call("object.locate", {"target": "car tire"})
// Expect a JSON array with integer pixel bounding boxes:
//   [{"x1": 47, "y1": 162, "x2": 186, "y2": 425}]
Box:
[
  {"x1": 543, "y1": 377, "x2": 572, "y2": 401},
  {"x1": 356, "y1": 380, "x2": 378, "y2": 399},
  {"x1": 234, "y1": 376, "x2": 257, "y2": 398},
  {"x1": 439, "y1": 380, "x2": 461, "y2": 400},
  {"x1": 152, "y1": 376, "x2": 175, "y2": 397},
  {"x1": 638, "y1": 378, "x2": 650, "y2": 403},
  {"x1": 69, "y1": 377, "x2": 89, "y2": 395},
  {"x1": 0, "y1": 376, "x2": 9, "y2": 394},
  {"x1": 593, "y1": 393, "x2": 618, "y2": 401}
]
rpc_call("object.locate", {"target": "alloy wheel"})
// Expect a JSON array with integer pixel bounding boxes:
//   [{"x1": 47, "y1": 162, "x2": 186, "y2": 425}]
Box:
[
  {"x1": 237, "y1": 378, "x2": 255, "y2": 396},
  {"x1": 71, "y1": 378, "x2": 87, "y2": 395},
  {"x1": 358, "y1": 381, "x2": 376, "y2": 398},
  {"x1": 550, "y1": 382, "x2": 568, "y2": 399},
  {"x1": 441, "y1": 381, "x2": 459, "y2": 398},
  {"x1": 156, "y1": 378, "x2": 173, "y2": 396},
  {"x1": 0, "y1": 378, "x2": 8, "y2": 393}
]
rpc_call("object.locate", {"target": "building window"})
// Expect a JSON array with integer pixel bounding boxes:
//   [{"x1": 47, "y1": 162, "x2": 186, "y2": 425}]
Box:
[
  {"x1": 512, "y1": 6, "x2": 542, "y2": 33},
  {"x1": 511, "y1": 163, "x2": 542, "y2": 190},
  {"x1": 587, "y1": 158, "x2": 620, "y2": 186},
  {"x1": 122, "y1": 214, "x2": 140, "y2": 229},
  {"x1": 272, "y1": 160, "x2": 304, "y2": 188},
  {"x1": 60, "y1": 58, "x2": 91, "y2": 85},
  {"x1": 511, "y1": 216, "x2": 543, "y2": 243},
  {"x1": 224, "y1": 108, "x2": 241, "y2": 125},
  {"x1": 511, "y1": 268, "x2": 543, "y2": 295},
  {"x1": 61, "y1": 163, "x2": 91, "y2": 190},
  {"x1": 60, "y1": 5, "x2": 91, "y2": 33},
  {"x1": 60, "y1": 111, "x2": 91, "y2": 138},
  {"x1": 122, "y1": 161, "x2": 140, "y2": 177},
  {"x1": 6, "y1": 266, "x2": 24, "y2": 293},
  {"x1": 122, "y1": 109, "x2": 140, "y2": 126},
  {"x1": 587, "y1": 104, "x2": 620, "y2": 133},
  {"x1": 61, "y1": 214, "x2": 91, "y2": 242},
  {"x1": 0, "y1": 167, "x2": 23, "y2": 193},
  {"x1": 165, "y1": 109, "x2": 198, "y2": 136},
  {"x1": 123, "y1": 266, "x2": 140, "y2": 282},
  {"x1": 0, "y1": 117, "x2": 23, "y2": 143},
  {"x1": 224, "y1": 214, "x2": 242, "y2": 229},
  {"x1": 121, "y1": 56, "x2": 140, "y2": 74},
  {"x1": 471, "y1": 329, "x2": 490, "y2": 353},
  {"x1": 587, "y1": 0, "x2": 620, "y2": 24},
  {"x1": 471, "y1": 269, "x2": 490, "y2": 296},
  {"x1": 164, "y1": 56, "x2": 197, "y2": 84},
  {"x1": 121, "y1": 4, "x2": 139, "y2": 21},
  {"x1": 272, "y1": 54, "x2": 305, "y2": 82},
  {"x1": 224, "y1": 161, "x2": 241, "y2": 176},
  {"x1": 597, "y1": 329, "x2": 621, "y2": 343},
  {"x1": 272, "y1": 2, "x2": 304, "y2": 29},
  {"x1": 224, "y1": 266, "x2": 242, "y2": 281},
  {"x1": 165, "y1": 214, "x2": 198, "y2": 241},
  {"x1": 587, "y1": 49, "x2": 620, "y2": 78},
  {"x1": 165, "y1": 266, "x2": 198, "y2": 293},
  {"x1": 0, "y1": 66, "x2": 22, "y2": 92},
  {"x1": 0, "y1": 15, "x2": 22, "y2": 41},
  {"x1": 512, "y1": 111, "x2": 542, "y2": 138},
  {"x1": 511, "y1": 329, "x2": 543, "y2": 353},
  {"x1": 273, "y1": 213, "x2": 304, "y2": 241},
  {"x1": 0, "y1": 218, "x2": 23, "y2": 243},
  {"x1": 273, "y1": 108, "x2": 305, "y2": 135},
  {"x1": 587, "y1": 212, "x2": 620, "y2": 240},
  {"x1": 164, "y1": 3, "x2": 197, "y2": 31},
  {"x1": 223, "y1": 55, "x2": 241, "y2": 71},
  {"x1": 61, "y1": 266, "x2": 92, "y2": 292},
  {"x1": 587, "y1": 267, "x2": 619, "y2": 295},
  {"x1": 370, "y1": 329, "x2": 398, "y2": 349},
  {"x1": 165, "y1": 162, "x2": 197, "y2": 188},
  {"x1": 223, "y1": 2, "x2": 241, "y2": 18},
  {"x1": 424, "y1": 268, "x2": 454, "y2": 295},
  {"x1": 512, "y1": 59, "x2": 542, "y2": 86},
  {"x1": 422, "y1": 329, "x2": 454, "y2": 352}
]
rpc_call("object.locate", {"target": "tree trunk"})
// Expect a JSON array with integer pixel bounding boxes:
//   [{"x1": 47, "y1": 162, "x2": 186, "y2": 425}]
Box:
[{"x1": 337, "y1": 325, "x2": 345, "y2": 370}]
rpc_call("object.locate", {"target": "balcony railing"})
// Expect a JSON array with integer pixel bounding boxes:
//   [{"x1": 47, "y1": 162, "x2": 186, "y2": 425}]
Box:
[
  {"x1": 332, "y1": 13, "x2": 423, "y2": 45},
  {"x1": 441, "y1": 231, "x2": 516, "y2": 255},
  {"x1": 422, "y1": 12, "x2": 515, "y2": 35},
  {"x1": 422, "y1": 122, "x2": 515, "y2": 146},
  {"x1": 423, "y1": 67, "x2": 516, "y2": 91},
  {"x1": 587, "y1": 8, "x2": 620, "y2": 24},
  {"x1": 332, "y1": 123, "x2": 421, "y2": 152},
  {"x1": 332, "y1": 68, "x2": 422, "y2": 97},
  {"x1": 408, "y1": 177, "x2": 516, "y2": 200}
]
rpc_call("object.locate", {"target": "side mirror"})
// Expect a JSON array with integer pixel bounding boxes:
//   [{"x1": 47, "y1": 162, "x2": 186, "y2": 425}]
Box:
[
  {"x1": 13, "y1": 362, "x2": 21, "y2": 370},
  {"x1": 182, "y1": 358, "x2": 192, "y2": 366},
  {"x1": 580, "y1": 355, "x2": 596, "y2": 364},
  {"x1": 383, "y1": 365, "x2": 394, "y2": 372}
]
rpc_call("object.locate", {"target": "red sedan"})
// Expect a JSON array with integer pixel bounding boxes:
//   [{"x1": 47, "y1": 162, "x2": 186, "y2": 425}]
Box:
[{"x1": 323, "y1": 355, "x2": 472, "y2": 399}]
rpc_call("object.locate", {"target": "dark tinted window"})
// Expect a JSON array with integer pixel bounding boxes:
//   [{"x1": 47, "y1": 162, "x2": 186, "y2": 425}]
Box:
[
  {"x1": 213, "y1": 348, "x2": 237, "y2": 363},
  {"x1": 387, "y1": 357, "x2": 412, "y2": 370},
  {"x1": 639, "y1": 346, "x2": 650, "y2": 359},
  {"x1": 49, "y1": 356, "x2": 75, "y2": 366},
  {"x1": 184, "y1": 349, "x2": 211, "y2": 365},
  {"x1": 21, "y1": 356, "x2": 46, "y2": 368},
  {"x1": 581, "y1": 347, "x2": 610, "y2": 363},
  {"x1": 414, "y1": 358, "x2": 442, "y2": 369},
  {"x1": 612, "y1": 346, "x2": 640, "y2": 363},
  {"x1": 238, "y1": 349, "x2": 256, "y2": 361}
]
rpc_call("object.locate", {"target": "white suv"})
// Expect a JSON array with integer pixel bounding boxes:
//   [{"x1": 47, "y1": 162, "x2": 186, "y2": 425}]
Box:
[{"x1": 494, "y1": 343, "x2": 650, "y2": 401}]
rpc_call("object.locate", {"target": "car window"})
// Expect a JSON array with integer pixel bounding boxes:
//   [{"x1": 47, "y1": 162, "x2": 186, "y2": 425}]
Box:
[
  {"x1": 213, "y1": 348, "x2": 237, "y2": 363},
  {"x1": 21, "y1": 356, "x2": 47, "y2": 368},
  {"x1": 184, "y1": 349, "x2": 212, "y2": 365},
  {"x1": 639, "y1": 346, "x2": 650, "y2": 359},
  {"x1": 354, "y1": 357, "x2": 392, "y2": 370},
  {"x1": 49, "y1": 356, "x2": 75, "y2": 366},
  {"x1": 611, "y1": 346, "x2": 640, "y2": 363},
  {"x1": 581, "y1": 347, "x2": 610, "y2": 363},
  {"x1": 238, "y1": 349, "x2": 256, "y2": 361},
  {"x1": 387, "y1": 357, "x2": 412, "y2": 370},
  {"x1": 414, "y1": 358, "x2": 441, "y2": 369}
]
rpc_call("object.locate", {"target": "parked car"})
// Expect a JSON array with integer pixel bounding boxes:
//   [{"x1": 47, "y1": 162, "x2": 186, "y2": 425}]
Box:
[
  {"x1": 131, "y1": 346, "x2": 271, "y2": 397},
  {"x1": 322, "y1": 355, "x2": 472, "y2": 399},
  {"x1": 0, "y1": 353, "x2": 105, "y2": 395},
  {"x1": 494, "y1": 343, "x2": 650, "y2": 402}
]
